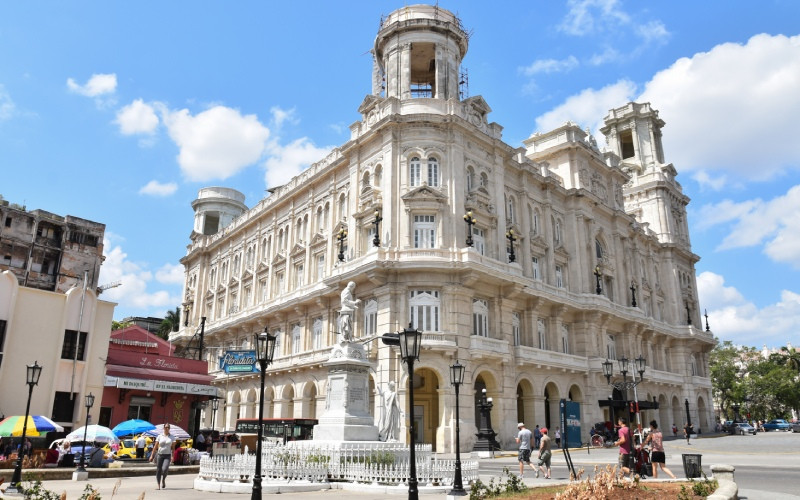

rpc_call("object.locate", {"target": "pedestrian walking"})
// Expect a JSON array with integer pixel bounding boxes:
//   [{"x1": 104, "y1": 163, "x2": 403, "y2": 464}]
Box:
[
  {"x1": 555, "y1": 427, "x2": 561, "y2": 448},
  {"x1": 533, "y1": 425, "x2": 541, "y2": 449},
  {"x1": 135, "y1": 434, "x2": 146, "y2": 459},
  {"x1": 150, "y1": 423, "x2": 175, "y2": 490},
  {"x1": 683, "y1": 422, "x2": 692, "y2": 445},
  {"x1": 672, "y1": 424, "x2": 677, "y2": 437},
  {"x1": 614, "y1": 417, "x2": 632, "y2": 477},
  {"x1": 515, "y1": 423, "x2": 536, "y2": 478},
  {"x1": 195, "y1": 432, "x2": 206, "y2": 452},
  {"x1": 536, "y1": 427, "x2": 552, "y2": 479},
  {"x1": 643, "y1": 420, "x2": 676, "y2": 479}
]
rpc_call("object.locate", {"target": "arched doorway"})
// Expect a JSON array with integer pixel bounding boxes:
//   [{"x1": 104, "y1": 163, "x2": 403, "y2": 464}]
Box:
[
  {"x1": 473, "y1": 371, "x2": 499, "y2": 426},
  {"x1": 245, "y1": 388, "x2": 257, "y2": 419},
  {"x1": 697, "y1": 396, "x2": 708, "y2": 432},
  {"x1": 303, "y1": 382, "x2": 318, "y2": 419},
  {"x1": 543, "y1": 382, "x2": 560, "y2": 430},
  {"x1": 671, "y1": 396, "x2": 682, "y2": 432},
  {"x1": 282, "y1": 385, "x2": 295, "y2": 418},
  {"x1": 411, "y1": 367, "x2": 441, "y2": 451},
  {"x1": 658, "y1": 394, "x2": 669, "y2": 431},
  {"x1": 263, "y1": 387, "x2": 274, "y2": 419},
  {"x1": 516, "y1": 379, "x2": 535, "y2": 425},
  {"x1": 226, "y1": 391, "x2": 241, "y2": 430}
]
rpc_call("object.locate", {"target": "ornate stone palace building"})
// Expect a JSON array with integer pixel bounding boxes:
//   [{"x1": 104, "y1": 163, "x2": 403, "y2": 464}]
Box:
[{"x1": 172, "y1": 5, "x2": 714, "y2": 451}]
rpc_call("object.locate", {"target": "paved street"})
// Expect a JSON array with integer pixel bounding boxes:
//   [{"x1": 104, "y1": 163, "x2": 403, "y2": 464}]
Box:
[{"x1": 2, "y1": 432, "x2": 798, "y2": 499}]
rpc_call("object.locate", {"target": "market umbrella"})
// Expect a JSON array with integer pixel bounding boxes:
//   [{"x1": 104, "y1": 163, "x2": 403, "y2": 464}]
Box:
[
  {"x1": 111, "y1": 419, "x2": 156, "y2": 437},
  {"x1": 66, "y1": 424, "x2": 119, "y2": 444},
  {"x1": 144, "y1": 424, "x2": 190, "y2": 440},
  {"x1": 0, "y1": 415, "x2": 64, "y2": 437}
]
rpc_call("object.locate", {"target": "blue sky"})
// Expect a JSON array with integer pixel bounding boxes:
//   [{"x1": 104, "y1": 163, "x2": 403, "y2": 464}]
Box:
[{"x1": 1, "y1": 1, "x2": 799, "y2": 348}]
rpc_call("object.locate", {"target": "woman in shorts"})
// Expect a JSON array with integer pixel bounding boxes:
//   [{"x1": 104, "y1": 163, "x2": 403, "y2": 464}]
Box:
[{"x1": 643, "y1": 420, "x2": 676, "y2": 479}]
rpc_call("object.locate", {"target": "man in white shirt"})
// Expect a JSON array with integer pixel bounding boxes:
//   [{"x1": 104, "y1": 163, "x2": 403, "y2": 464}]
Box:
[{"x1": 135, "y1": 434, "x2": 146, "y2": 459}]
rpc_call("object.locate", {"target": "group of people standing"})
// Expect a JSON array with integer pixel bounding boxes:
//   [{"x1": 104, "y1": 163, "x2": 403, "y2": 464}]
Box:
[{"x1": 615, "y1": 417, "x2": 677, "y2": 479}]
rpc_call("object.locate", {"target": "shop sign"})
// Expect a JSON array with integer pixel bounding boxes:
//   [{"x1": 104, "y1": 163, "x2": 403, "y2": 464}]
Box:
[
  {"x1": 154, "y1": 381, "x2": 187, "y2": 392},
  {"x1": 117, "y1": 378, "x2": 154, "y2": 390},
  {"x1": 219, "y1": 350, "x2": 258, "y2": 373}
]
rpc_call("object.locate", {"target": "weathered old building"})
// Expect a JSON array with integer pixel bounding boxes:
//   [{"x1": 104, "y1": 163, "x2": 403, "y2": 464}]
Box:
[
  {"x1": 172, "y1": 5, "x2": 715, "y2": 451},
  {"x1": 0, "y1": 195, "x2": 105, "y2": 293}
]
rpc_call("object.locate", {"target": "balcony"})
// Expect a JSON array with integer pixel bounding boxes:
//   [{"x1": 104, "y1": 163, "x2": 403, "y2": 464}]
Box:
[
  {"x1": 513, "y1": 346, "x2": 589, "y2": 373},
  {"x1": 470, "y1": 335, "x2": 509, "y2": 360}
]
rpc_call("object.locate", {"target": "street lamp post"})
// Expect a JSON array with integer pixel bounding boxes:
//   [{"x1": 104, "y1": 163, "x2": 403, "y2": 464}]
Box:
[
  {"x1": 602, "y1": 356, "x2": 646, "y2": 431},
  {"x1": 630, "y1": 282, "x2": 637, "y2": 307},
  {"x1": 463, "y1": 211, "x2": 476, "y2": 247},
  {"x1": 704, "y1": 309, "x2": 710, "y2": 332},
  {"x1": 251, "y1": 327, "x2": 277, "y2": 500},
  {"x1": 398, "y1": 324, "x2": 422, "y2": 500},
  {"x1": 506, "y1": 229, "x2": 516, "y2": 263},
  {"x1": 7, "y1": 361, "x2": 43, "y2": 494},
  {"x1": 448, "y1": 360, "x2": 466, "y2": 496},
  {"x1": 372, "y1": 210, "x2": 383, "y2": 247},
  {"x1": 337, "y1": 227, "x2": 348, "y2": 262},
  {"x1": 210, "y1": 397, "x2": 220, "y2": 454},
  {"x1": 594, "y1": 266, "x2": 602, "y2": 295},
  {"x1": 685, "y1": 398, "x2": 692, "y2": 427},
  {"x1": 76, "y1": 392, "x2": 95, "y2": 474}
]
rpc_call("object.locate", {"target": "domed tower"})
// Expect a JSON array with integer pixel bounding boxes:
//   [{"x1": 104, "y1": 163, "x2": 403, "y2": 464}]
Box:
[
  {"x1": 191, "y1": 187, "x2": 247, "y2": 236},
  {"x1": 372, "y1": 5, "x2": 468, "y2": 101}
]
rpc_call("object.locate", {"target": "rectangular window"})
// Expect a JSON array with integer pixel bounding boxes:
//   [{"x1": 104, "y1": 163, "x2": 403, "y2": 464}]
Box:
[
  {"x1": 512, "y1": 312, "x2": 521, "y2": 346},
  {"x1": 555, "y1": 265, "x2": 564, "y2": 288},
  {"x1": 427, "y1": 158, "x2": 439, "y2": 187},
  {"x1": 532, "y1": 257, "x2": 540, "y2": 280},
  {"x1": 292, "y1": 325, "x2": 302, "y2": 354},
  {"x1": 364, "y1": 300, "x2": 378, "y2": 337},
  {"x1": 316, "y1": 254, "x2": 325, "y2": 280},
  {"x1": 61, "y1": 330, "x2": 87, "y2": 360},
  {"x1": 295, "y1": 264, "x2": 304, "y2": 288},
  {"x1": 409, "y1": 290, "x2": 440, "y2": 331},
  {"x1": 52, "y1": 392, "x2": 77, "y2": 422},
  {"x1": 606, "y1": 335, "x2": 617, "y2": 360},
  {"x1": 410, "y1": 158, "x2": 421, "y2": 187},
  {"x1": 472, "y1": 299, "x2": 489, "y2": 337},
  {"x1": 313, "y1": 318, "x2": 324, "y2": 350},
  {"x1": 473, "y1": 228, "x2": 486, "y2": 256},
  {"x1": 413, "y1": 215, "x2": 436, "y2": 249},
  {"x1": 537, "y1": 319, "x2": 547, "y2": 350},
  {"x1": 4, "y1": 218, "x2": 10, "y2": 228},
  {"x1": 276, "y1": 272, "x2": 285, "y2": 294}
]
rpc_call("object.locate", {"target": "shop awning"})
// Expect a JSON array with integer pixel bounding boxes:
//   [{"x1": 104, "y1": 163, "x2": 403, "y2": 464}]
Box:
[{"x1": 105, "y1": 364, "x2": 213, "y2": 386}]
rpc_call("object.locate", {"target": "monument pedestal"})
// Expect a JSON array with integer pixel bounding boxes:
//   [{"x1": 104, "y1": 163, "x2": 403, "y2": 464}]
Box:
[{"x1": 313, "y1": 341, "x2": 379, "y2": 442}]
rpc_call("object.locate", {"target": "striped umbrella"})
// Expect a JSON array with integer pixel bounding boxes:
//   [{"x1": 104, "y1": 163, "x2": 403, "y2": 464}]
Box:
[
  {"x1": 0, "y1": 415, "x2": 64, "y2": 437},
  {"x1": 144, "y1": 424, "x2": 191, "y2": 440}
]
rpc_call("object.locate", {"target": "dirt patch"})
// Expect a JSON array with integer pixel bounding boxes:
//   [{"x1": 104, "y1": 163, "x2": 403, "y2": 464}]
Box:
[{"x1": 518, "y1": 481, "x2": 708, "y2": 499}]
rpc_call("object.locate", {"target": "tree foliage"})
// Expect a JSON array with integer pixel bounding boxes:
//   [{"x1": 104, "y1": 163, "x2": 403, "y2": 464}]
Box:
[{"x1": 158, "y1": 307, "x2": 181, "y2": 340}]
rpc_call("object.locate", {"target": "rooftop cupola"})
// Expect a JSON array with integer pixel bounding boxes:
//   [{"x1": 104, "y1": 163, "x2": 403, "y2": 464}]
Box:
[{"x1": 373, "y1": 5, "x2": 468, "y2": 101}]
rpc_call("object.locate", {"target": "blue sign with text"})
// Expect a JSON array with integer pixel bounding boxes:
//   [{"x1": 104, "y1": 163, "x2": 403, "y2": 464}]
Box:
[{"x1": 219, "y1": 350, "x2": 258, "y2": 373}]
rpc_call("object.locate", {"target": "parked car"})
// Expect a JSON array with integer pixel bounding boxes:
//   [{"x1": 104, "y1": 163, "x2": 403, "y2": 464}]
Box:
[
  {"x1": 790, "y1": 422, "x2": 800, "y2": 433},
  {"x1": 733, "y1": 423, "x2": 756, "y2": 435},
  {"x1": 762, "y1": 419, "x2": 791, "y2": 431},
  {"x1": 721, "y1": 420, "x2": 735, "y2": 433}
]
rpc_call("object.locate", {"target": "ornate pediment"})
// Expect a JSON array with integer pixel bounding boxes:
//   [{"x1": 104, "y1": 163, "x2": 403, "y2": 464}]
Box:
[
  {"x1": 241, "y1": 268, "x2": 253, "y2": 281},
  {"x1": 289, "y1": 243, "x2": 305, "y2": 259},
  {"x1": 358, "y1": 94, "x2": 385, "y2": 115},
  {"x1": 256, "y1": 260, "x2": 269, "y2": 275},
  {"x1": 205, "y1": 288, "x2": 215, "y2": 299},
  {"x1": 271, "y1": 252, "x2": 286, "y2": 266},
  {"x1": 401, "y1": 184, "x2": 448, "y2": 207},
  {"x1": 228, "y1": 275, "x2": 238, "y2": 287},
  {"x1": 309, "y1": 233, "x2": 328, "y2": 248}
]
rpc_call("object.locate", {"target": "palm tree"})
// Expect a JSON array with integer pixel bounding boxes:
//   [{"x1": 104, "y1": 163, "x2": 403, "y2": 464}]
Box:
[
  {"x1": 780, "y1": 346, "x2": 800, "y2": 373},
  {"x1": 158, "y1": 307, "x2": 181, "y2": 339}
]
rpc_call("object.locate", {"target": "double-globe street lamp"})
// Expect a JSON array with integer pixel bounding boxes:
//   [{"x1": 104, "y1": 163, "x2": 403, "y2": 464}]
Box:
[
  {"x1": 602, "y1": 356, "x2": 646, "y2": 431},
  {"x1": 398, "y1": 325, "x2": 423, "y2": 500},
  {"x1": 76, "y1": 392, "x2": 95, "y2": 474},
  {"x1": 7, "y1": 361, "x2": 43, "y2": 494},
  {"x1": 372, "y1": 210, "x2": 383, "y2": 247},
  {"x1": 463, "y1": 211, "x2": 476, "y2": 247},
  {"x1": 251, "y1": 326, "x2": 277, "y2": 500},
  {"x1": 448, "y1": 360, "x2": 466, "y2": 496}
]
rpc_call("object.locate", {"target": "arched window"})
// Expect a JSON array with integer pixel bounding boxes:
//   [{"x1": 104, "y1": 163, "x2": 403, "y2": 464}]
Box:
[
  {"x1": 409, "y1": 290, "x2": 440, "y2": 331},
  {"x1": 374, "y1": 165, "x2": 382, "y2": 187},
  {"x1": 409, "y1": 157, "x2": 421, "y2": 187},
  {"x1": 315, "y1": 207, "x2": 323, "y2": 234},
  {"x1": 338, "y1": 193, "x2": 347, "y2": 221},
  {"x1": 295, "y1": 218, "x2": 303, "y2": 243},
  {"x1": 506, "y1": 195, "x2": 516, "y2": 223},
  {"x1": 472, "y1": 299, "x2": 489, "y2": 337},
  {"x1": 324, "y1": 202, "x2": 330, "y2": 229},
  {"x1": 427, "y1": 157, "x2": 439, "y2": 187},
  {"x1": 595, "y1": 239, "x2": 604, "y2": 259},
  {"x1": 292, "y1": 324, "x2": 302, "y2": 354},
  {"x1": 554, "y1": 218, "x2": 562, "y2": 246},
  {"x1": 480, "y1": 172, "x2": 489, "y2": 188},
  {"x1": 278, "y1": 228, "x2": 285, "y2": 252},
  {"x1": 362, "y1": 171, "x2": 371, "y2": 191},
  {"x1": 466, "y1": 166, "x2": 475, "y2": 192}
]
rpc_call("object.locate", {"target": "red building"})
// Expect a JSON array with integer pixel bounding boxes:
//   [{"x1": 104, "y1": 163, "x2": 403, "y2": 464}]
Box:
[{"x1": 99, "y1": 325, "x2": 216, "y2": 435}]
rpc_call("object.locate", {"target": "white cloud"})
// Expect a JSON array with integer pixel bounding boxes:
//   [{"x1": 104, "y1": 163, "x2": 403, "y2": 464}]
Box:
[
  {"x1": 0, "y1": 84, "x2": 15, "y2": 120},
  {"x1": 636, "y1": 20, "x2": 670, "y2": 45},
  {"x1": 698, "y1": 271, "x2": 800, "y2": 347},
  {"x1": 116, "y1": 99, "x2": 160, "y2": 135},
  {"x1": 155, "y1": 263, "x2": 185, "y2": 285},
  {"x1": 691, "y1": 171, "x2": 728, "y2": 191},
  {"x1": 588, "y1": 46, "x2": 621, "y2": 66},
  {"x1": 162, "y1": 105, "x2": 271, "y2": 182},
  {"x1": 559, "y1": 0, "x2": 630, "y2": 36},
  {"x1": 520, "y1": 56, "x2": 579, "y2": 76},
  {"x1": 270, "y1": 106, "x2": 298, "y2": 129},
  {"x1": 697, "y1": 185, "x2": 800, "y2": 269},
  {"x1": 67, "y1": 73, "x2": 117, "y2": 97},
  {"x1": 533, "y1": 79, "x2": 636, "y2": 134},
  {"x1": 98, "y1": 238, "x2": 181, "y2": 311},
  {"x1": 639, "y1": 34, "x2": 800, "y2": 179},
  {"x1": 138, "y1": 180, "x2": 178, "y2": 197},
  {"x1": 264, "y1": 137, "x2": 332, "y2": 188}
]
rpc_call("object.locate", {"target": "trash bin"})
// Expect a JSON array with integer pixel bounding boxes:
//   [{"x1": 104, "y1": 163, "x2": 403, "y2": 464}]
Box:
[{"x1": 682, "y1": 453, "x2": 702, "y2": 478}]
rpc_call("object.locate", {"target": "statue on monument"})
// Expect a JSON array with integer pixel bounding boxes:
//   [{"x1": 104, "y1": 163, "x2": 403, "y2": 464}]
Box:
[
  {"x1": 338, "y1": 281, "x2": 361, "y2": 342},
  {"x1": 377, "y1": 381, "x2": 401, "y2": 442}
]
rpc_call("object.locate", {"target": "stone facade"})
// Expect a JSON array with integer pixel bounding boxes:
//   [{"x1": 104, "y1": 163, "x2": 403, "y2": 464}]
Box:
[
  {"x1": 0, "y1": 195, "x2": 105, "y2": 293},
  {"x1": 172, "y1": 5, "x2": 715, "y2": 452}
]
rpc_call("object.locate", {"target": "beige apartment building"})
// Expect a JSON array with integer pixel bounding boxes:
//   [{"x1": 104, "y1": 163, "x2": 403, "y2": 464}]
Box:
[{"x1": 172, "y1": 5, "x2": 715, "y2": 451}]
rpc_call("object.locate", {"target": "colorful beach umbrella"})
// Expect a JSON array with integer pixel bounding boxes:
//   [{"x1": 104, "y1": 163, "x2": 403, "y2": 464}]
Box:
[
  {"x1": 111, "y1": 419, "x2": 156, "y2": 437},
  {"x1": 144, "y1": 423, "x2": 190, "y2": 440},
  {"x1": 66, "y1": 424, "x2": 119, "y2": 444},
  {"x1": 0, "y1": 415, "x2": 64, "y2": 437}
]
